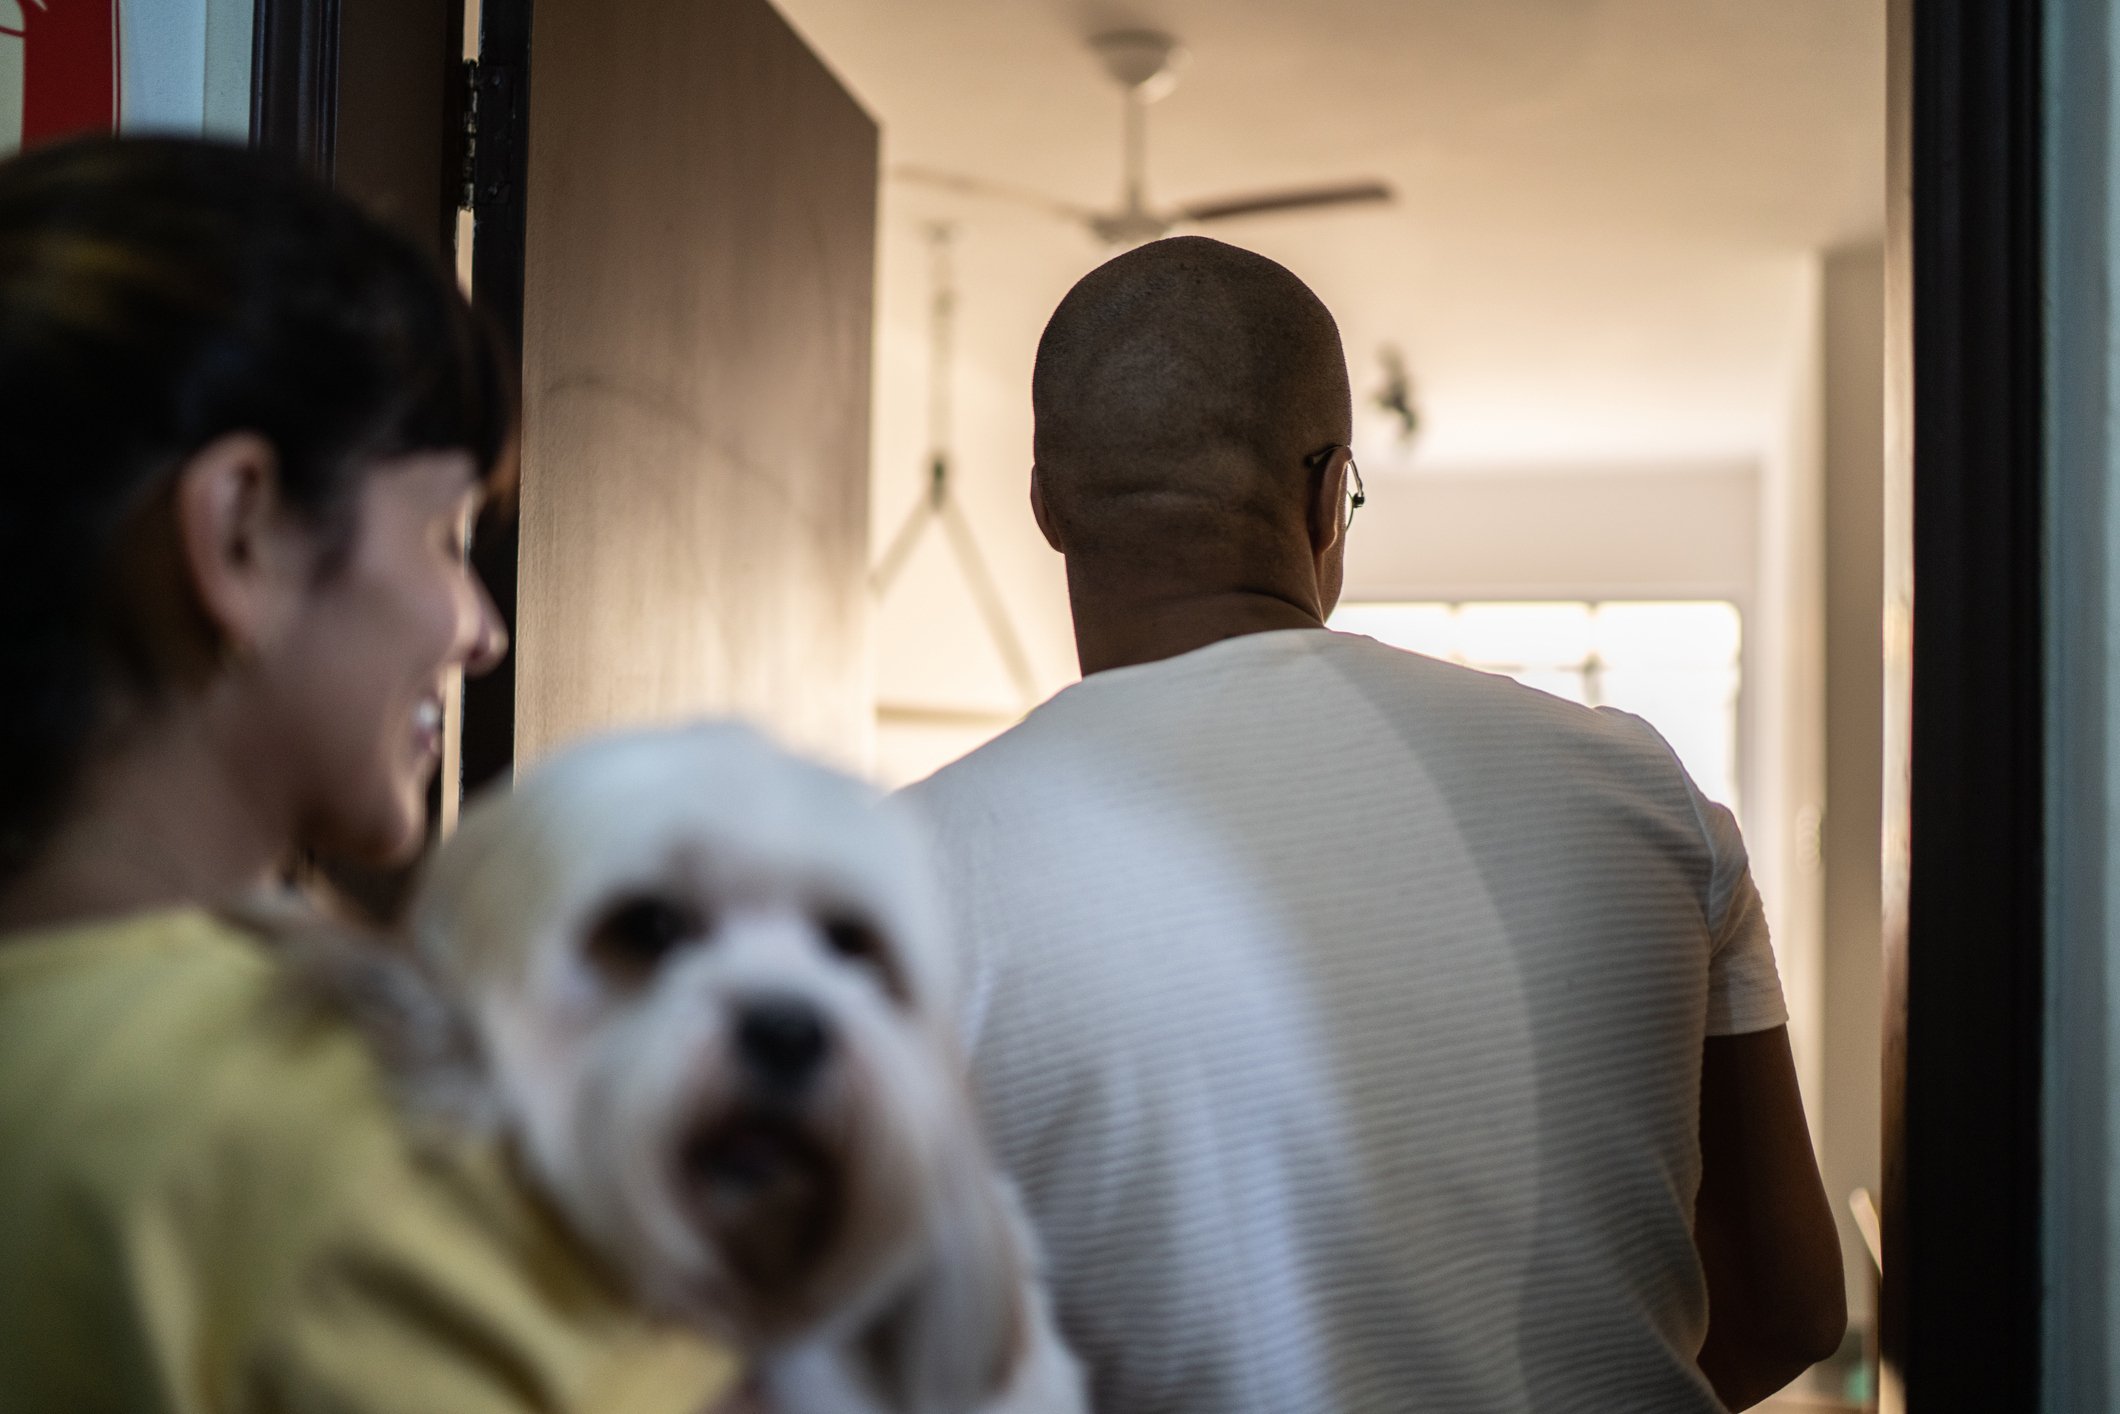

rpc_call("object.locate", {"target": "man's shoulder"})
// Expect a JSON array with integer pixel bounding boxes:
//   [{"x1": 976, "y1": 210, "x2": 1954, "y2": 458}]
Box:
[
  {"x1": 902, "y1": 631, "x2": 1687, "y2": 807},
  {"x1": 1319, "y1": 633, "x2": 1697, "y2": 772},
  {"x1": 905, "y1": 630, "x2": 1375, "y2": 791},
  {"x1": 900, "y1": 685, "x2": 1099, "y2": 812}
]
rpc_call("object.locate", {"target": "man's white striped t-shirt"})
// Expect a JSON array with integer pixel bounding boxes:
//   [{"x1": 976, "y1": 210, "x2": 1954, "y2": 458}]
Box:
[{"x1": 901, "y1": 628, "x2": 1786, "y2": 1414}]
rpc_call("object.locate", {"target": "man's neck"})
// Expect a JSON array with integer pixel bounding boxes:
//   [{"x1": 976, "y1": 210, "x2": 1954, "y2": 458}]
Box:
[{"x1": 1067, "y1": 582, "x2": 1326, "y2": 676}]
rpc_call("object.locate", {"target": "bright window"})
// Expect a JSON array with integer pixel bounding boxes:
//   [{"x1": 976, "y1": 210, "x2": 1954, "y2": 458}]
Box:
[{"x1": 1329, "y1": 600, "x2": 1743, "y2": 812}]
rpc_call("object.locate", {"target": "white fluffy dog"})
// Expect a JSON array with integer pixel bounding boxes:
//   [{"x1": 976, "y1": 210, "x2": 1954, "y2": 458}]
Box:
[{"x1": 402, "y1": 723, "x2": 1083, "y2": 1414}]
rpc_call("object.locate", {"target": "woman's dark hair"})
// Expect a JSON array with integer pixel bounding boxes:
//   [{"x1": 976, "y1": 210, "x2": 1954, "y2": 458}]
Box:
[{"x1": 0, "y1": 136, "x2": 515, "y2": 879}]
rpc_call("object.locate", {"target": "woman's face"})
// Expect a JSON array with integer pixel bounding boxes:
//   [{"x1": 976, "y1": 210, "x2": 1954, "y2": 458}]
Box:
[{"x1": 258, "y1": 451, "x2": 506, "y2": 865}]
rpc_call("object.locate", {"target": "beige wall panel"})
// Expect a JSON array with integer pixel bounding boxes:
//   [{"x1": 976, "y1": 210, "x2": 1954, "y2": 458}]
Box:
[
  {"x1": 517, "y1": 0, "x2": 876, "y2": 766},
  {"x1": 1342, "y1": 465, "x2": 1760, "y2": 604},
  {"x1": 1820, "y1": 243, "x2": 1886, "y2": 1330}
]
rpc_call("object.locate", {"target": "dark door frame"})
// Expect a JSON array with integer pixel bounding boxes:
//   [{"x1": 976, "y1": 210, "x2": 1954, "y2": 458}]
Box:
[
  {"x1": 250, "y1": 0, "x2": 338, "y2": 171},
  {"x1": 251, "y1": 0, "x2": 464, "y2": 259},
  {"x1": 1882, "y1": 0, "x2": 2046, "y2": 1405},
  {"x1": 459, "y1": 0, "x2": 531, "y2": 797}
]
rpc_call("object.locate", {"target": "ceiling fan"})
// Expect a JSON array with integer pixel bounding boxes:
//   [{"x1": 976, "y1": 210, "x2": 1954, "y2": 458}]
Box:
[{"x1": 897, "y1": 29, "x2": 1395, "y2": 248}]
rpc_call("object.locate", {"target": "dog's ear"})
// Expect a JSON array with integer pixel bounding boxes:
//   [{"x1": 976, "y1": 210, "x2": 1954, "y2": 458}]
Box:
[
  {"x1": 232, "y1": 889, "x2": 498, "y2": 1134},
  {"x1": 852, "y1": 1127, "x2": 1033, "y2": 1414}
]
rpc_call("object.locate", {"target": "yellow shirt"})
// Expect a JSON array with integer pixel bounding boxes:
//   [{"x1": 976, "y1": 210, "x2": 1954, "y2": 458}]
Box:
[{"x1": 0, "y1": 908, "x2": 736, "y2": 1413}]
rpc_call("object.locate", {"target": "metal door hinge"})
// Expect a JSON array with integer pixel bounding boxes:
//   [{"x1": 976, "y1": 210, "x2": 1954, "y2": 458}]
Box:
[
  {"x1": 459, "y1": 58, "x2": 521, "y2": 220},
  {"x1": 456, "y1": 59, "x2": 480, "y2": 213}
]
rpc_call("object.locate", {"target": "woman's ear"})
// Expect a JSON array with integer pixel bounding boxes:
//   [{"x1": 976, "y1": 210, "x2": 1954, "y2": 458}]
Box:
[{"x1": 172, "y1": 432, "x2": 310, "y2": 658}]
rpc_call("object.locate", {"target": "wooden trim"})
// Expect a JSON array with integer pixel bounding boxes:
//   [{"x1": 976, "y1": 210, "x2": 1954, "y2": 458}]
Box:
[
  {"x1": 877, "y1": 704, "x2": 1025, "y2": 730},
  {"x1": 1881, "y1": 0, "x2": 2046, "y2": 1403},
  {"x1": 249, "y1": 0, "x2": 340, "y2": 172}
]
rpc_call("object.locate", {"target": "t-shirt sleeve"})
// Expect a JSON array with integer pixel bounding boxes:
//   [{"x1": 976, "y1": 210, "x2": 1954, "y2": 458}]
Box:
[
  {"x1": 244, "y1": 1138, "x2": 736, "y2": 1414},
  {"x1": 896, "y1": 781, "x2": 999, "y2": 1055},
  {"x1": 1688, "y1": 781, "x2": 1789, "y2": 1038},
  {"x1": 1601, "y1": 707, "x2": 1788, "y2": 1038}
]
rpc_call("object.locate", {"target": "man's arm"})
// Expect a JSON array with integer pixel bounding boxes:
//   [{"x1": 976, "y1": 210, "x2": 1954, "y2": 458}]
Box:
[{"x1": 1693, "y1": 1024, "x2": 1846, "y2": 1410}]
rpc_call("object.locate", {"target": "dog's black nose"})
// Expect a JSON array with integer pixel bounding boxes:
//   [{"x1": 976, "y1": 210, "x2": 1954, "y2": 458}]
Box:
[{"x1": 734, "y1": 996, "x2": 831, "y2": 1089}]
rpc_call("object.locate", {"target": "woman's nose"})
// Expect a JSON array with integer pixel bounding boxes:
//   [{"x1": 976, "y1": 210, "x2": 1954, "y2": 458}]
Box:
[{"x1": 464, "y1": 578, "x2": 510, "y2": 677}]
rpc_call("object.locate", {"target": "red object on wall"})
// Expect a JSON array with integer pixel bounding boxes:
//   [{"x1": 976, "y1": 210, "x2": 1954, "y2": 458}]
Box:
[{"x1": 17, "y1": 0, "x2": 121, "y2": 145}]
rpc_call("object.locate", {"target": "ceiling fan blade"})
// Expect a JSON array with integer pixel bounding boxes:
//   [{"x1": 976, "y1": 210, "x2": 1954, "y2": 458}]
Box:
[
  {"x1": 891, "y1": 164, "x2": 1102, "y2": 225},
  {"x1": 1176, "y1": 181, "x2": 1395, "y2": 224}
]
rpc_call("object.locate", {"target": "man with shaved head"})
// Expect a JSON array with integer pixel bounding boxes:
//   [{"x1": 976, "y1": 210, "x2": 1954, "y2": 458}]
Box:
[{"x1": 902, "y1": 237, "x2": 1843, "y2": 1413}]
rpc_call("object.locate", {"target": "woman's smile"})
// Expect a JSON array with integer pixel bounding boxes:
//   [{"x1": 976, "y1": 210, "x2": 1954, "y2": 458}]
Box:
[{"x1": 413, "y1": 691, "x2": 446, "y2": 764}]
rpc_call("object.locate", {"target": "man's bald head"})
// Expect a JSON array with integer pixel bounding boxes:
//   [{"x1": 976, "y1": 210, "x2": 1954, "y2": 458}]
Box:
[{"x1": 1031, "y1": 237, "x2": 1351, "y2": 555}]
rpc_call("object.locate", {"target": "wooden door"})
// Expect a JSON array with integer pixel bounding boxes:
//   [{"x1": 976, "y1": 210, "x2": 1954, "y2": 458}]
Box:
[{"x1": 501, "y1": 0, "x2": 876, "y2": 769}]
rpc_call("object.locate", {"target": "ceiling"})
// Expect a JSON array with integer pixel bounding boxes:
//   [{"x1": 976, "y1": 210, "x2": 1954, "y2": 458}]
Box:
[{"x1": 775, "y1": 0, "x2": 1886, "y2": 472}]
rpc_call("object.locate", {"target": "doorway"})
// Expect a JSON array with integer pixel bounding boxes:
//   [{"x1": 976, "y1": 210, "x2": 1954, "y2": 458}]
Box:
[{"x1": 210, "y1": 0, "x2": 2058, "y2": 1404}]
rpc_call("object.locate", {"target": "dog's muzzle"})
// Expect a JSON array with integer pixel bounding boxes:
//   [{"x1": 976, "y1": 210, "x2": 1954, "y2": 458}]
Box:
[
  {"x1": 734, "y1": 993, "x2": 832, "y2": 1093},
  {"x1": 667, "y1": 993, "x2": 857, "y2": 1312}
]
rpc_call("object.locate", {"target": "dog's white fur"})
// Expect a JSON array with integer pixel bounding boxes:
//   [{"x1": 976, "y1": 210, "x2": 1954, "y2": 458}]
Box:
[{"x1": 401, "y1": 723, "x2": 1084, "y2": 1414}]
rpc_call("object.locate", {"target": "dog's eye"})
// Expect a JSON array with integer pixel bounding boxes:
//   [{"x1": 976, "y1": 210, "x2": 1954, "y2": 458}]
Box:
[
  {"x1": 820, "y1": 916, "x2": 906, "y2": 1000},
  {"x1": 587, "y1": 895, "x2": 704, "y2": 984}
]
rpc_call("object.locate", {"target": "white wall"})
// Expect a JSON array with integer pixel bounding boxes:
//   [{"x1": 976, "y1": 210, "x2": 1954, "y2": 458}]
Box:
[
  {"x1": 1754, "y1": 254, "x2": 1830, "y2": 1165},
  {"x1": 1339, "y1": 463, "x2": 1758, "y2": 605},
  {"x1": 867, "y1": 192, "x2": 1086, "y2": 786},
  {"x1": 117, "y1": 0, "x2": 252, "y2": 140}
]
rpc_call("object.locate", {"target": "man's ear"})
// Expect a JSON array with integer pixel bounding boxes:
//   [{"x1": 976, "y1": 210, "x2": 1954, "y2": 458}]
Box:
[
  {"x1": 172, "y1": 432, "x2": 310, "y2": 658},
  {"x1": 1029, "y1": 466, "x2": 1064, "y2": 554},
  {"x1": 1306, "y1": 445, "x2": 1350, "y2": 559}
]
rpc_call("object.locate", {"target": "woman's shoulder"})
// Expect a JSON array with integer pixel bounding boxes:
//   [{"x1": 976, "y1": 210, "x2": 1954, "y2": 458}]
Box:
[
  {"x1": 0, "y1": 906, "x2": 735, "y2": 1413},
  {"x1": 0, "y1": 907, "x2": 376, "y2": 1195},
  {"x1": 0, "y1": 907, "x2": 310, "y2": 1172}
]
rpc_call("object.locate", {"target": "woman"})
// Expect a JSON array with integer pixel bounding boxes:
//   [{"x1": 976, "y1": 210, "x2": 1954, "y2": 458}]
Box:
[{"x1": 0, "y1": 137, "x2": 734, "y2": 1412}]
